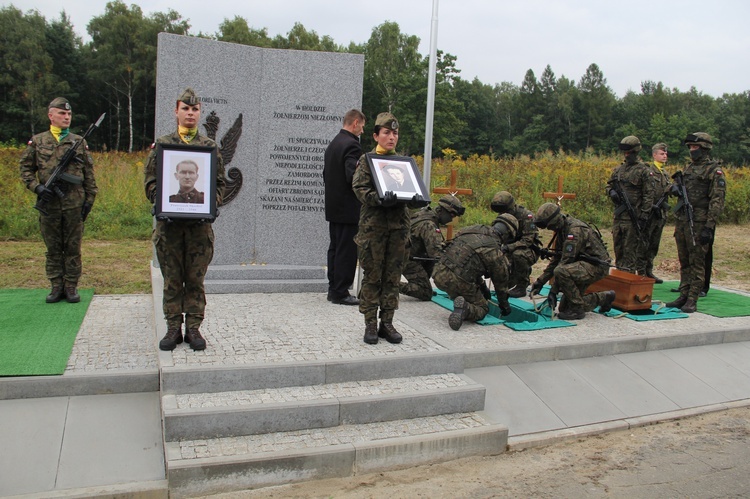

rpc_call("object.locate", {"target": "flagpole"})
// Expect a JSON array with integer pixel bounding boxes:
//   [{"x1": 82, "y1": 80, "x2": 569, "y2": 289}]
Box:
[{"x1": 423, "y1": 0, "x2": 439, "y2": 191}]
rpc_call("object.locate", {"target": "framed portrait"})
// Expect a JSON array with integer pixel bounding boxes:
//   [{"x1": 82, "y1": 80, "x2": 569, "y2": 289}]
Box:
[
  {"x1": 365, "y1": 153, "x2": 431, "y2": 202},
  {"x1": 154, "y1": 143, "x2": 217, "y2": 221}
]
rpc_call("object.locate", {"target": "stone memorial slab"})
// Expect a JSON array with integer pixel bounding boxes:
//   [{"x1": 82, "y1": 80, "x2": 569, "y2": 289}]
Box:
[{"x1": 155, "y1": 33, "x2": 364, "y2": 292}]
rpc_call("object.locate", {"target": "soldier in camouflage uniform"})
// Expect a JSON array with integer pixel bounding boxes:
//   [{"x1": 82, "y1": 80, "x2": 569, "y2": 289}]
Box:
[
  {"x1": 144, "y1": 88, "x2": 226, "y2": 351},
  {"x1": 606, "y1": 136, "x2": 656, "y2": 276},
  {"x1": 665, "y1": 132, "x2": 726, "y2": 314},
  {"x1": 432, "y1": 214, "x2": 518, "y2": 331},
  {"x1": 490, "y1": 191, "x2": 541, "y2": 298},
  {"x1": 530, "y1": 203, "x2": 616, "y2": 320},
  {"x1": 400, "y1": 195, "x2": 464, "y2": 301},
  {"x1": 20, "y1": 97, "x2": 98, "y2": 304},
  {"x1": 644, "y1": 143, "x2": 672, "y2": 283},
  {"x1": 352, "y1": 112, "x2": 428, "y2": 345}
]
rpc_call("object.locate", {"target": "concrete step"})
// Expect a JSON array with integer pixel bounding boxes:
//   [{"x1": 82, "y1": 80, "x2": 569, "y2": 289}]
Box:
[
  {"x1": 165, "y1": 413, "x2": 507, "y2": 498},
  {"x1": 206, "y1": 264, "x2": 326, "y2": 280},
  {"x1": 204, "y1": 278, "x2": 328, "y2": 294},
  {"x1": 162, "y1": 373, "x2": 485, "y2": 440}
]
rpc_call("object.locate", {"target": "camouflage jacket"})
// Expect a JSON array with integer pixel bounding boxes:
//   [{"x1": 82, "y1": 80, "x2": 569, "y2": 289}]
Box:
[
  {"x1": 352, "y1": 149, "x2": 410, "y2": 230},
  {"x1": 538, "y1": 215, "x2": 611, "y2": 283},
  {"x1": 407, "y1": 207, "x2": 445, "y2": 259},
  {"x1": 439, "y1": 225, "x2": 510, "y2": 292},
  {"x1": 144, "y1": 131, "x2": 225, "y2": 207},
  {"x1": 606, "y1": 160, "x2": 656, "y2": 221},
  {"x1": 19, "y1": 130, "x2": 97, "y2": 209},
  {"x1": 505, "y1": 204, "x2": 541, "y2": 253},
  {"x1": 674, "y1": 157, "x2": 726, "y2": 228},
  {"x1": 647, "y1": 162, "x2": 672, "y2": 216}
]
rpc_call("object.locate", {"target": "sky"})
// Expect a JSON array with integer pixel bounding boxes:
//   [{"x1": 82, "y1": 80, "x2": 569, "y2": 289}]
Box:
[{"x1": 7, "y1": 0, "x2": 750, "y2": 98}]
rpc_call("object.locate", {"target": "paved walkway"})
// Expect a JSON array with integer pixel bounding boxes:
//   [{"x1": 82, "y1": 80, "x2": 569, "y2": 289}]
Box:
[{"x1": 2, "y1": 280, "x2": 750, "y2": 497}]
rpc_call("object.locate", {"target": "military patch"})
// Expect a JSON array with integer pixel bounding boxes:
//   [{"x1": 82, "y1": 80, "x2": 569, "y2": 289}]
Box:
[
  {"x1": 150, "y1": 143, "x2": 156, "y2": 149},
  {"x1": 28, "y1": 139, "x2": 33, "y2": 145},
  {"x1": 564, "y1": 234, "x2": 575, "y2": 253},
  {"x1": 718, "y1": 179, "x2": 726, "y2": 187},
  {"x1": 435, "y1": 228, "x2": 442, "y2": 233}
]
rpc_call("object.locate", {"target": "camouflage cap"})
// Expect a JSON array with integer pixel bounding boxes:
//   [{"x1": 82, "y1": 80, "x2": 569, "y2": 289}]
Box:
[
  {"x1": 48, "y1": 97, "x2": 71, "y2": 111},
  {"x1": 375, "y1": 112, "x2": 399, "y2": 130},
  {"x1": 177, "y1": 88, "x2": 200, "y2": 106},
  {"x1": 652, "y1": 142, "x2": 668, "y2": 153},
  {"x1": 437, "y1": 195, "x2": 465, "y2": 216},
  {"x1": 685, "y1": 132, "x2": 713, "y2": 150},
  {"x1": 618, "y1": 135, "x2": 642, "y2": 152}
]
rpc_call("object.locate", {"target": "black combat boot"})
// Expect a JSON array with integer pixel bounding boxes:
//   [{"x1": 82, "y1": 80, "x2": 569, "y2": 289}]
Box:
[
  {"x1": 46, "y1": 282, "x2": 64, "y2": 303},
  {"x1": 378, "y1": 322, "x2": 403, "y2": 344},
  {"x1": 665, "y1": 295, "x2": 687, "y2": 309},
  {"x1": 558, "y1": 309, "x2": 586, "y2": 320},
  {"x1": 681, "y1": 299, "x2": 697, "y2": 313},
  {"x1": 449, "y1": 296, "x2": 469, "y2": 330},
  {"x1": 598, "y1": 290, "x2": 616, "y2": 313},
  {"x1": 185, "y1": 328, "x2": 207, "y2": 350},
  {"x1": 64, "y1": 282, "x2": 80, "y2": 303},
  {"x1": 159, "y1": 326, "x2": 183, "y2": 351},
  {"x1": 363, "y1": 322, "x2": 379, "y2": 344},
  {"x1": 508, "y1": 284, "x2": 528, "y2": 299},
  {"x1": 646, "y1": 273, "x2": 663, "y2": 284}
]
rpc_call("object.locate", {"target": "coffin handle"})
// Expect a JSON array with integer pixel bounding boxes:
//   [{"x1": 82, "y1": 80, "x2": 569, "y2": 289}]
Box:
[{"x1": 634, "y1": 294, "x2": 651, "y2": 303}]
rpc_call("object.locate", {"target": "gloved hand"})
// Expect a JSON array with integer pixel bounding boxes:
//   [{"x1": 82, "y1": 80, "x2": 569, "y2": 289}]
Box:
[
  {"x1": 381, "y1": 191, "x2": 397, "y2": 207},
  {"x1": 699, "y1": 226, "x2": 714, "y2": 245},
  {"x1": 638, "y1": 214, "x2": 650, "y2": 228},
  {"x1": 530, "y1": 279, "x2": 544, "y2": 296},
  {"x1": 608, "y1": 189, "x2": 621, "y2": 204},
  {"x1": 669, "y1": 184, "x2": 682, "y2": 197},
  {"x1": 499, "y1": 298, "x2": 512, "y2": 317},
  {"x1": 81, "y1": 202, "x2": 93, "y2": 222},
  {"x1": 545, "y1": 292, "x2": 558, "y2": 312},
  {"x1": 408, "y1": 193, "x2": 430, "y2": 208},
  {"x1": 35, "y1": 184, "x2": 54, "y2": 203},
  {"x1": 479, "y1": 281, "x2": 491, "y2": 300}
]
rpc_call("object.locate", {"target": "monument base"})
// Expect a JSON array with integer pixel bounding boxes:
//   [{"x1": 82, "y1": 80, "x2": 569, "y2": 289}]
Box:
[
  {"x1": 587, "y1": 268, "x2": 655, "y2": 311},
  {"x1": 205, "y1": 264, "x2": 327, "y2": 294}
]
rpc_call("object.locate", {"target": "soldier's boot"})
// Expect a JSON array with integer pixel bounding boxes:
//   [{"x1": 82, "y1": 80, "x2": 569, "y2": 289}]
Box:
[
  {"x1": 363, "y1": 322, "x2": 379, "y2": 345},
  {"x1": 508, "y1": 283, "x2": 529, "y2": 299},
  {"x1": 46, "y1": 281, "x2": 64, "y2": 303},
  {"x1": 185, "y1": 328, "x2": 207, "y2": 351},
  {"x1": 646, "y1": 272, "x2": 663, "y2": 284},
  {"x1": 681, "y1": 299, "x2": 697, "y2": 314},
  {"x1": 557, "y1": 308, "x2": 586, "y2": 320},
  {"x1": 449, "y1": 296, "x2": 469, "y2": 331},
  {"x1": 378, "y1": 322, "x2": 403, "y2": 344},
  {"x1": 598, "y1": 290, "x2": 616, "y2": 314},
  {"x1": 665, "y1": 295, "x2": 688, "y2": 309},
  {"x1": 64, "y1": 281, "x2": 80, "y2": 303},
  {"x1": 159, "y1": 324, "x2": 183, "y2": 351}
]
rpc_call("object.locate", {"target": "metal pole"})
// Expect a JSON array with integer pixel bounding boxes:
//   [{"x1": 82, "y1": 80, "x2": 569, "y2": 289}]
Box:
[{"x1": 423, "y1": 0, "x2": 439, "y2": 191}]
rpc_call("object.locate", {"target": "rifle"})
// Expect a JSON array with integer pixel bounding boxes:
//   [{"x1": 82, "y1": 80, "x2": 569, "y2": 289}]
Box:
[
  {"x1": 671, "y1": 170, "x2": 696, "y2": 246},
  {"x1": 532, "y1": 245, "x2": 622, "y2": 270},
  {"x1": 34, "y1": 113, "x2": 105, "y2": 215},
  {"x1": 610, "y1": 176, "x2": 645, "y2": 237}
]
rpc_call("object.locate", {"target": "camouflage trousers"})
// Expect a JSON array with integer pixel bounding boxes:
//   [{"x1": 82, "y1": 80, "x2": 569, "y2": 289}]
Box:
[
  {"x1": 432, "y1": 266, "x2": 489, "y2": 322},
  {"x1": 674, "y1": 219, "x2": 710, "y2": 301},
  {"x1": 399, "y1": 259, "x2": 434, "y2": 301},
  {"x1": 39, "y1": 207, "x2": 84, "y2": 285},
  {"x1": 507, "y1": 247, "x2": 536, "y2": 292},
  {"x1": 153, "y1": 220, "x2": 214, "y2": 330},
  {"x1": 645, "y1": 216, "x2": 666, "y2": 276},
  {"x1": 552, "y1": 260, "x2": 609, "y2": 313},
  {"x1": 612, "y1": 219, "x2": 647, "y2": 275},
  {"x1": 355, "y1": 226, "x2": 408, "y2": 324}
]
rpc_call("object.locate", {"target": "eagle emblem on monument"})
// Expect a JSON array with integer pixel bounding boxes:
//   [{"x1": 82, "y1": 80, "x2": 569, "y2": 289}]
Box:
[{"x1": 203, "y1": 111, "x2": 243, "y2": 204}]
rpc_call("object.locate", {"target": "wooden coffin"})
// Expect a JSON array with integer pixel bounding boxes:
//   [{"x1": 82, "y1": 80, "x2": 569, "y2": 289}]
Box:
[{"x1": 586, "y1": 268, "x2": 655, "y2": 311}]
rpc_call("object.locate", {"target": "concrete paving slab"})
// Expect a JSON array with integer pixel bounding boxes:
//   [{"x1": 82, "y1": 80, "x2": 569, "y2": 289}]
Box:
[
  {"x1": 509, "y1": 360, "x2": 627, "y2": 427},
  {"x1": 703, "y1": 342, "x2": 750, "y2": 377},
  {"x1": 614, "y1": 350, "x2": 728, "y2": 408},
  {"x1": 663, "y1": 346, "x2": 750, "y2": 400},
  {"x1": 0, "y1": 397, "x2": 68, "y2": 496},
  {"x1": 564, "y1": 356, "x2": 681, "y2": 416},
  {"x1": 464, "y1": 365, "x2": 566, "y2": 436},
  {"x1": 56, "y1": 392, "x2": 165, "y2": 490}
]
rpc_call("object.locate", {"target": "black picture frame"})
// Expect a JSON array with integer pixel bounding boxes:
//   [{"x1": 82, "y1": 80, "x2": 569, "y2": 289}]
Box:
[
  {"x1": 154, "y1": 143, "x2": 217, "y2": 221},
  {"x1": 364, "y1": 153, "x2": 431, "y2": 202}
]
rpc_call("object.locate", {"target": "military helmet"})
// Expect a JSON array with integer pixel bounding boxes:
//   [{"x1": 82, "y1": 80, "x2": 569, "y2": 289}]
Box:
[
  {"x1": 48, "y1": 97, "x2": 71, "y2": 111},
  {"x1": 374, "y1": 112, "x2": 399, "y2": 131},
  {"x1": 534, "y1": 202, "x2": 562, "y2": 229},
  {"x1": 618, "y1": 135, "x2": 642, "y2": 152},
  {"x1": 490, "y1": 191, "x2": 515, "y2": 213},
  {"x1": 437, "y1": 195, "x2": 465, "y2": 216},
  {"x1": 492, "y1": 213, "x2": 518, "y2": 241},
  {"x1": 177, "y1": 88, "x2": 200, "y2": 106},
  {"x1": 684, "y1": 132, "x2": 713, "y2": 150}
]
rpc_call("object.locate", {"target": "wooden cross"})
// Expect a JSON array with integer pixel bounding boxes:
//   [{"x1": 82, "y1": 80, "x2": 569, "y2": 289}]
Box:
[
  {"x1": 432, "y1": 169, "x2": 472, "y2": 240},
  {"x1": 543, "y1": 176, "x2": 576, "y2": 206}
]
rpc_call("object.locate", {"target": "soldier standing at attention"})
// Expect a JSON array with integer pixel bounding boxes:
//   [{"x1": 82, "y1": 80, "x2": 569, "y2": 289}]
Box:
[
  {"x1": 530, "y1": 203, "x2": 616, "y2": 320},
  {"x1": 606, "y1": 135, "x2": 655, "y2": 276},
  {"x1": 490, "y1": 191, "x2": 541, "y2": 298},
  {"x1": 400, "y1": 195, "x2": 465, "y2": 301},
  {"x1": 665, "y1": 132, "x2": 726, "y2": 313},
  {"x1": 352, "y1": 112, "x2": 428, "y2": 345},
  {"x1": 20, "y1": 97, "x2": 98, "y2": 304},
  {"x1": 144, "y1": 88, "x2": 226, "y2": 351},
  {"x1": 645, "y1": 143, "x2": 672, "y2": 283}
]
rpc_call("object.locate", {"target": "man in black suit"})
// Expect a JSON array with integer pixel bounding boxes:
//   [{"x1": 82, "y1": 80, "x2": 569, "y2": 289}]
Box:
[{"x1": 323, "y1": 109, "x2": 365, "y2": 305}]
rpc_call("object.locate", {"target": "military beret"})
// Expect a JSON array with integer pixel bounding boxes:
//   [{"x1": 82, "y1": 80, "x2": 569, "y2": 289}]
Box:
[
  {"x1": 652, "y1": 143, "x2": 668, "y2": 153},
  {"x1": 177, "y1": 88, "x2": 200, "y2": 106},
  {"x1": 375, "y1": 112, "x2": 399, "y2": 130},
  {"x1": 48, "y1": 97, "x2": 71, "y2": 111}
]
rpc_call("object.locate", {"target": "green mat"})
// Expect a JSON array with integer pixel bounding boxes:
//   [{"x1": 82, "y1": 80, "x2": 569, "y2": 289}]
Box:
[
  {"x1": 0, "y1": 288, "x2": 94, "y2": 376},
  {"x1": 431, "y1": 289, "x2": 574, "y2": 331},
  {"x1": 600, "y1": 302, "x2": 689, "y2": 321},
  {"x1": 652, "y1": 281, "x2": 750, "y2": 318}
]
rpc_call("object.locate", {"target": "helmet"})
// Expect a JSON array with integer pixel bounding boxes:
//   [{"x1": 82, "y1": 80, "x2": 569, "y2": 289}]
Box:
[
  {"x1": 492, "y1": 213, "x2": 518, "y2": 242},
  {"x1": 490, "y1": 191, "x2": 515, "y2": 213},
  {"x1": 534, "y1": 203, "x2": 562, "y2": 230},
  {"x1": 618, "y1": 135, "x2": 642, "y2": 153},
  {"x1": 684, "y1": 132, "x2": 713, "y2": 150},
  {"x1": 437, "y1": 195, "x2": 465, "y2": 216}
]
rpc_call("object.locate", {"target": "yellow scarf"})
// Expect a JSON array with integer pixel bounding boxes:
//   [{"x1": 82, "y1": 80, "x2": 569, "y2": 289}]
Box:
[
  {"x1": 376, "y1": 145, "x2": 393, "y2": 155},
  {"x1": 50, "y1": 125, "x2": 69, "y2": 142},
  {"x1": 178, "y1": 125, "x2": 197, "y2": 144},
  {"x1": 654, "y1": 161, "x2": 665, "y2": 171}
]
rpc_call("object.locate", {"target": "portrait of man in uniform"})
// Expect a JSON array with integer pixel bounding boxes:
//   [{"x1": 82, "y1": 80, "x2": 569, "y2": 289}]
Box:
[{"x1": 170, "y1": 159, "x2": 204, "y2": 204}]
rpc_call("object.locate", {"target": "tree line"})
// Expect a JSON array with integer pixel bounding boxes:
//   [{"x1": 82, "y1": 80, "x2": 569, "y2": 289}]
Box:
[{"x1": 2, "y1": 2, "x2": 749, "y2": 165}]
